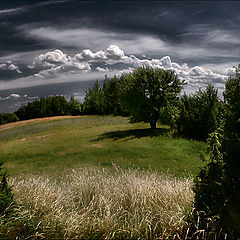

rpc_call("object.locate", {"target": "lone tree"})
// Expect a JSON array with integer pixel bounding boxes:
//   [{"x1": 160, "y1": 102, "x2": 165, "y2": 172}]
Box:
[{"x1": 121, "y1": 66, "x2": 184, "y2": 129}]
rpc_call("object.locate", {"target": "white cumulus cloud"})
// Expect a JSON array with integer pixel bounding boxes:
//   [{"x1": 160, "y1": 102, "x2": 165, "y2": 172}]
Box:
[
  {"x1": 34, "y1": 49, "x2": 69, "y2": 67},
  {"x1": 74, "y1": 49, "x2": 107, "y2": 61},
  {"x1": 32, "y1": 49, "x2": 91, "y2": 78},
  {"x1": 96, "y1": 66, "x2": 109, "y2": 72},
  {"x1": 0, "y1": 93, "x2": 21, "y2": 101},
  {"x1": 0, "y1": 62, "x2": 22, "y2": 73},
  {"x1": 0, "y1": 63, "x2": 7, "y2": 69},
  {"x1": 9, "y1": 44, "x2": 232, "y2": 94}
]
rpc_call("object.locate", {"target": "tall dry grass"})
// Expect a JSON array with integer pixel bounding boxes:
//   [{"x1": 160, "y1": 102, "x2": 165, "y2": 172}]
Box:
[{"x1": 9, "y1": 167, "x2": 194, "y2": 239}]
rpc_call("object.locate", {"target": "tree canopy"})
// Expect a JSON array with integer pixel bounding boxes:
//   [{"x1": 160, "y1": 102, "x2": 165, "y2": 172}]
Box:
[{"x1": 121, "y1": 66, "x2": 184, "y2": 129}]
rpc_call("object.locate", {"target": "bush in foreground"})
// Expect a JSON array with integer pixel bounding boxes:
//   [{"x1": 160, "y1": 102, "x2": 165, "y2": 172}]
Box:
[
  {"x1": 194, "y1": 65, "x2": 240, "y2": 239},
  {"x1": 0, "y1": 162, "x2": 13, "y2": 215},
  {"x1": 0, "y1": 162, "x2": 15, "y2": 240}
]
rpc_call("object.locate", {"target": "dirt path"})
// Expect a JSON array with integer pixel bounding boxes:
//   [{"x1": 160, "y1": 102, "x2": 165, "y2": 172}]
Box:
[{"x1": 0, "y1": 116, "x2": 83, "y2": 131}]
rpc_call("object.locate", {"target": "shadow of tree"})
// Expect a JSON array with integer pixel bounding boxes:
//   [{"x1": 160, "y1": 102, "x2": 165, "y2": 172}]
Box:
[{"x1": 94, "y1": 127, "x2": 171, "y2": 142}]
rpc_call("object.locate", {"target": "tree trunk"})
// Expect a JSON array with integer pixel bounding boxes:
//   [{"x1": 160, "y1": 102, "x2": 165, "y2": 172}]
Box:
[{"x1": 150, "y1": 120, "x2": 156, "y2": 129}]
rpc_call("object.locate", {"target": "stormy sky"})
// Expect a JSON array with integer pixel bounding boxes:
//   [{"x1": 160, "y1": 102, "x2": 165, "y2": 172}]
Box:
[{"x1": 0, "y1": 0, "x2": 240, "y2": 112}]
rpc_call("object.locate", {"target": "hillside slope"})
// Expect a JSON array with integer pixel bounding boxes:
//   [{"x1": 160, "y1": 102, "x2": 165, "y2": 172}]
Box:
[{"x1": 0, "y1": 115, "x2": 206, "y2": 177}]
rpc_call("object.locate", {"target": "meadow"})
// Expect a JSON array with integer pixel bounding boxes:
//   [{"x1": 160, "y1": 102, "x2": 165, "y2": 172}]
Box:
[
  {"x1": 0, "y1": 116, "x2": 207, "y2": 239},
  {"x1": 0, "y1": 115, "x2": 206, "y2": 177}
]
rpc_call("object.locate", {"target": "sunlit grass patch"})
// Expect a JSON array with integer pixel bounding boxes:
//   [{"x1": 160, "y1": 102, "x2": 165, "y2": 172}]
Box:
[{"x1": 9, "y1": 167, "x2": 193, "y2": 239}]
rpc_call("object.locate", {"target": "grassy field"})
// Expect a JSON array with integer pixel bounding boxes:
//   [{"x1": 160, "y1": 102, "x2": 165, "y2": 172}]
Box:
[
  {"x1": 0, "y1": 115, "x2": 206, "y2": 177},
  {"x1": 0, "y1": 116, "x2": 209, "y2": 239},
  {"x1": 7, "y1": 168, "x2": 194, "y2": 239}
]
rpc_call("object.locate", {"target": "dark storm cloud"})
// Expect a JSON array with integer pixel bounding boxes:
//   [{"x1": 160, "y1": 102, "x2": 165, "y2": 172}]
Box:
[
  {"x1": 0, "y1": 0, "x2": 239, "y2": 113},
  {"x1": 1, "y1": 0, "x2": 240, "y2": 57},
  {"x1": 0, "y1": 0, "x2": 239, "y2": 98}
]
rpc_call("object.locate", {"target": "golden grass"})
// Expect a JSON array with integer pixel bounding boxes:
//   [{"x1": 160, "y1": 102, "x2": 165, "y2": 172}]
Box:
[{"x1": 10, "y1": 167, "x2": 194, "y2": 239}]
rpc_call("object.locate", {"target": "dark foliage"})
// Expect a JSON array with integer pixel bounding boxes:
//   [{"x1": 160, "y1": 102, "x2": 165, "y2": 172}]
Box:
[
  {"x1": 176, "y1": 84, "x2": 221, "y2": 140},
  {"x1": 69, "y1": 96, "x2": 82, "y2": 116},
  {"x1": 83, "y1": 76, "x2": 128, "y2": 116},
  {"x1": 221, "y1": 65, "x2": 240, "y2": 237},
  {"x1": 15, "y1": 95, "x2": 71, "y2": 120},
  {"x1": 102, "y1": 75, "x2": 127, "y2": 116},
  {"x1": 0, "y1": 162, "x2": 13, "y2": 216},
  {"x1": 83, "y1": 81, "x2": 105, "y2": 115},
  {"x1": 194, "y1": 65, "x2": 240, "y2": 239},
  {"x1": 0, "y1": 112, "x2": 19, "y2": 125},
  {"x1": 193, "y1": 129, "x2": 225, "y2": 236}
]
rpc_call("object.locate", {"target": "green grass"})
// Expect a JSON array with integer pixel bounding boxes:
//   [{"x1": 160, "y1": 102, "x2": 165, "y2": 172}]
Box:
[{"x1": 0, "y1": 115, "x2": 207, "y2": 177}]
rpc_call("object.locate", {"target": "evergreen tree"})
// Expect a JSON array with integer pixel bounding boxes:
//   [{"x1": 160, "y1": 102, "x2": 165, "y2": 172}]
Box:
[
  {"x1": 102, "y1": 75, "x2": 126, "y2": 115},
  {"x1": 176, "y1": 84, "x2": 221, "y2": 140},
  {"x1": 194, "y1": 65, "x2": 240, "y2": 238},
  {"x1": 221, "y1": 65, "x2": 240, "y2": 237},
  {"x1": 69, "y1": 96, "x2": 82, "y2": 115},
  {"x1": 83, "y1": 81, "x2": 105, "y2": 114}
]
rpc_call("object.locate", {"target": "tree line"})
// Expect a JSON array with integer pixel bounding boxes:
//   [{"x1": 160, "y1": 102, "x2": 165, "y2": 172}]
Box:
[{"x1": 0, "y1": 67, "x2": 224, "y2": 141}]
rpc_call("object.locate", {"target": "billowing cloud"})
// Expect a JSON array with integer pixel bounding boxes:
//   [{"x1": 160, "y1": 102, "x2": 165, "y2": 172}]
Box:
[
  {"x1": 8, "y1": 64, "x2": 22, "y2": 73},
  {"x1": 74, "y1": 45, "x2": 125, "y2": 62},
  {"x1": 105, "y1": 45, "x2": 125, "y2": 60},
  {"x1": 32, "y1": 49, "x2": 91, "y2": 78},
  {"x1": 225, "y1": 67, "x2": 237, "y2": 77},
  {"x1": 31, "y1": 45, "x2": 130, "y2": 78},
  {"x1": 0, "y1": 62, "x2": 22, "y2": 73},
  {"x1": 0, "y1": 45, "x2": 234, "y2": 94},
  {"x1": 0, "y1": 93, "x2": 21, "y2": 101},
  {"x1": 34, "y1": 49, "x2": 69, "y2": 67},
  {"x1": 74, "y1": 49, "x2": 107, "y2": 61},
  {"x1": 96, "y1": 66, "x2": 109, "y2": 72},
  {"x1": 0, "y1": 63, "x2": 7, "y2": 69}
]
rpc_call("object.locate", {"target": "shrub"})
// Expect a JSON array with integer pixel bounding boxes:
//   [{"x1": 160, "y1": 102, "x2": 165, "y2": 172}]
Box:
[
  {"x1": 0, "y1": 162, "x2": 13, "y2": 215},
  {"x1": 193, "y1": 129, "x2": 225, "y2": 235},
  {"x1": 0, "y1": 112, "x2": 19, "y2": 125}
]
